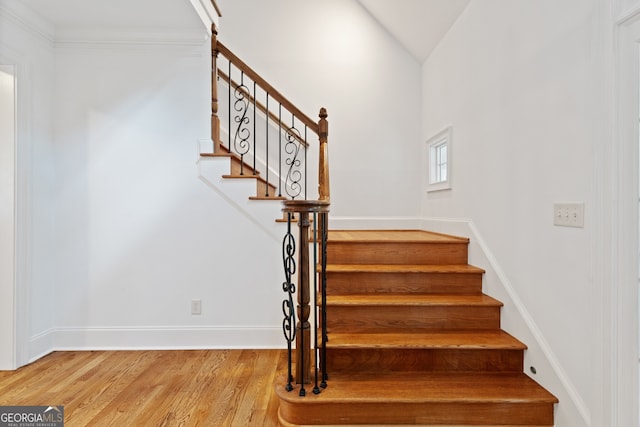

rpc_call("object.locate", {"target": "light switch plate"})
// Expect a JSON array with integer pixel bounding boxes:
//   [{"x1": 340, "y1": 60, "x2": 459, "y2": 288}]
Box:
[
  {"x1": 554, "y1": 203, "x2": 584, "y2": 228},
  {"x1": 191, "y1": 299, "x2": 202, "y2": 315}
]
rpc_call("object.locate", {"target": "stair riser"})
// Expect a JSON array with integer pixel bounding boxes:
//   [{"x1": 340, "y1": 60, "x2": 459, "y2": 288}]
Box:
[
  {"x1": 325, "y1": 348, "x2": 524, "y2": 373},
  {"x1": 230, "y1": 156, "x2": 257, "y2": 175},
  {"x1": 279, "y1": 400, "x2": 554, "y2": 425},
  {"x1": 324, "y1": 306, "x2": 501, "y2": 331},
  {"x1": 327, "y1": 242, "x2": 469, "y2": 265},
  {"x1": 326, "y1": 272, "x2": 483, "y2": 295},
  {"x1": 256, "y1": 178, "x2": 277, "y2": 198}
]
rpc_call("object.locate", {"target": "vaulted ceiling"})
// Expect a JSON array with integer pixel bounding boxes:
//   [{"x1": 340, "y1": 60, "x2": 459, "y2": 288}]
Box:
[{"x1": 358, "y1": 0, "x2": 470, "y2": 62}]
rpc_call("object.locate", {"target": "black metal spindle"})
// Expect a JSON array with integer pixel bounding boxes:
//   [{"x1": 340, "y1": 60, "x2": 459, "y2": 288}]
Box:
[
  {"x1": 304, "y1": 125, "x2": 308, "y2": 200},
  {"x1": 282, "y1": 115, "x2": 302, "y2": 201},
  {"x1": 278, "y1": 104, "x2": 283, "y2": 197},
  {"x1": 312, "y1": 211, "x2": 321, "y2": 395},
  {"x1": 320, "y1": 211, "x2": 328, "y2": 387},
  {"x1": 282, "y1": 212, "x2": 296, "y2": 392},
  {"x1": 298, "y1": 210, "x2": 308, "y2": 398},
  {"x1": 227, "y1": 60, "x2": 231, "y2": 151},
  {"x1": 238, "y1": 71, "x2": 246, "y2": 175},
  {"x1": 253, "y1": 81, "x2": 257, "y2": 175},
  {"x1": 265, "y1": 94, "x2": 270, "y2": 197}
]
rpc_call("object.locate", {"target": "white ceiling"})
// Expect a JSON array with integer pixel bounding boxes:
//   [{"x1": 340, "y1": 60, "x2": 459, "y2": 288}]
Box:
[
  {"x1": 17, "y1": 0, "x2": 467, "y2": 62},
  {"x1": 358, "y1": 0, "x2": 470, "y2": 63}
]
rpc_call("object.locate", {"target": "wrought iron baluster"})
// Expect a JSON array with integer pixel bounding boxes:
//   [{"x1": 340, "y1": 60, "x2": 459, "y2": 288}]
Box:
[
  {"x1": 233, "y1": 71, "x2": 251, "y2": 174},
  {"x1": 278, "y1": 104, "x2": 282, "y2": 198},
  {"x1": 312, "y1": 211, "x2": 321, "y2": 395},
  {"x1": 320, "y1": 211, "x2": 328, "y2": 387},
  {"x1": 281, "y1": 213, "x2": 296, "y2": 392},
  {"x1": 304, "y1": 125, "x2": 308, "y2": 200},
  {"x1": 253, "y1": 81, "x2": 257, "y2": 175},
  {"x1": 227, "y1": 60, "x2": 231, "y2": 151},
  {"x1": 285, "y1": 115, "x2": 302, "y2": 200},
  {"x1": 265, "y1": 94, "x2": 270, "y2": 197}
]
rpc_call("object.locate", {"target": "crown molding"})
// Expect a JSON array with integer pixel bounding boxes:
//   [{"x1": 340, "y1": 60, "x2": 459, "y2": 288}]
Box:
[
  {"x1": 0, "y1": 0, "x2": 55, "y2": 45},
  {"x1": 53, "y1": 27, "x2": 209, "y2": 50}
]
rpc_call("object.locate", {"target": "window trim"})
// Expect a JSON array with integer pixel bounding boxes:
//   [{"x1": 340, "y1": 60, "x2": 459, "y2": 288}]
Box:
[{"x1": 426, "y1": 126, "x2": 452, "y2": 192}]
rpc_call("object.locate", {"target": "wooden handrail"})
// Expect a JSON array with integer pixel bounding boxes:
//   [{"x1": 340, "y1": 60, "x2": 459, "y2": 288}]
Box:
[
  {"x1": 215, "y1": 41, "x2": 320, "y2": 135},
  {"x1": 211, "y1": 0, "x2": 222, "y2": 17},
  {"x1": 209, "y1": 29, "x2": 331, "y2": 395},
  {"x1": 217, "y1": 69, "x2": 309, "y2": 148}
]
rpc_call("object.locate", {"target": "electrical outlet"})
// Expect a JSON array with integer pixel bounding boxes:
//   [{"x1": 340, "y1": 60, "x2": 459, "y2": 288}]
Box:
[
  {"x1": 191, "y1": 299, "x2": 202, "y2": 315},
  {"x1": 553, "y1": 203, "x2": 584, "y2": 228}
]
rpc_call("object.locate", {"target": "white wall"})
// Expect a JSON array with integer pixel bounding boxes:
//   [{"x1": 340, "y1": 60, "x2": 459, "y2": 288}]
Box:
[
  {"x1": 0, "y1": 65, "x2": 16, "y2": 369},
  {"x1": 0, "y1": 0, "x2": 57, "y2": 365},
  {"x1": 46, "y1": 0, "x2": 425, "y2": 347},
  {"x1": 0, "y1": 0, "x2": 299, "y2": 353},
  {"x1": 421, "y1": 0, "x2": 611, "y2": 425},
  {"x1": 50, "y1": 38, "x2": 290, "y2": 348},
  {"x1": 220, "y1": 0, "x2": 422, "y2": 218}
]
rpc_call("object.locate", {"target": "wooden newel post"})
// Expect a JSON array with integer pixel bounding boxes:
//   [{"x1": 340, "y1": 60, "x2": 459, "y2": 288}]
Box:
[
  {"x1": 318, "y1": 108, "x2": 329, "y2": 202},
  {"x1": 295, "y1": 211, "x2": 312, "y2": 385},
  {"x1": 211, "y1": 25, "x2": 221, "y2": 153},
  {"x1": 317, "y1": 108, "x2": 330, "y2": 270}
]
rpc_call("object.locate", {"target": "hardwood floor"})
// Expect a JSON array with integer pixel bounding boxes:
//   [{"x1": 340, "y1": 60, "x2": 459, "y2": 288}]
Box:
[{"x1": 0, "y1": 350, "x2": 284, "y2": 426}]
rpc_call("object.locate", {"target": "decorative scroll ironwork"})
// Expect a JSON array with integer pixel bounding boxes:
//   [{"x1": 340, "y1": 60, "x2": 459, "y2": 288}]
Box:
[
  {"x1": 233, "y1": 73, "x2": 251, "y2": 174},
  {"x1": 284, "y1": 123, "x2": 303, "y2": 199},
  {"x1": 281, "y1": 214, "x2": 297, "y2": 392}
]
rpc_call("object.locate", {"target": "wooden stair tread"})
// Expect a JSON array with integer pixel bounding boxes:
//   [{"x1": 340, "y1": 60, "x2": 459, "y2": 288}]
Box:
[
  {"x1": 250, "y1": 196, "x2": 287, "y2": 201},
  {"x1": 326, "y1": 330, "x2": 526, "y2": 350},
  {"x1": 222, "y1": 173, "x2": 261, "y2": 179},
  {"x1": 325, "y1": 264, "x2": 485, "y2": 274},
  {"x1": 200, "y1": 152, "x2": 233, "y2": 158},
  {"x1": 275, "y1": 227, "x2": 557, "y2": 424},
  {"x1": 326, "y1": 294, "x2": 502, "y2": 307},
  {"x1": 277, "y1": 372, "x2": 557, "y2": 404},
  {"x1": 328, "y1": 229, "x2": 469, "y2": 243}
]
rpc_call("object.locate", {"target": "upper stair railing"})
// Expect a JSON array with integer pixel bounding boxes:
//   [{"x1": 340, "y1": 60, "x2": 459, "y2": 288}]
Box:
[
  {"x1": 211, "y1": 29, "x2": 328, "y2": 201},
  {"x1": 211, "y1": 27, "x2": 330, "y2": 396}
]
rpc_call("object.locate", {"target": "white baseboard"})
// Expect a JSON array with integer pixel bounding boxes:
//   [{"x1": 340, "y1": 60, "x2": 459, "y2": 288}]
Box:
[
  {"x1": 28, "y1": 328, "x2": 55, "y2": 365},
  {"x1": 31, "y1": 326, "x2": 285, "y2": 353}
]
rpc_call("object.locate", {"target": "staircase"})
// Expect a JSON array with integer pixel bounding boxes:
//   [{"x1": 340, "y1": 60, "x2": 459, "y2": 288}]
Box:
[
  {"x1": 206, "y1": 20, "x2": 557, "y2": 426},
  {"x1": 276, "y1": 230, "x2": 558, "y2": 426},
  {"x1": 200, "y1": 146, "x2": 284, "y2": 201}
]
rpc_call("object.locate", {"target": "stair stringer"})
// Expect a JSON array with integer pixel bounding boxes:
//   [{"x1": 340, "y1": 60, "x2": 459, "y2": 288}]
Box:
[
  {"x1": 197, "y1": 151, "x2": 286, "y2": 241},
  {"x1": 329, "y1": 215, "x2": 588, "y2": 427}
]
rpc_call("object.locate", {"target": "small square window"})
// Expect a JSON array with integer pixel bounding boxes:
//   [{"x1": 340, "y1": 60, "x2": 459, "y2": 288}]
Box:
[{"x1": 426, "y1": 127, "x2": 452, "y2": 192}]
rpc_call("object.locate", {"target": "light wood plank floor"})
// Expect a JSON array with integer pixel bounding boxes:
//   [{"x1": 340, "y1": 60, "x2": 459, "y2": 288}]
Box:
[{"x1": 0, "y1": 350, "x2": 286, "y2": 426}]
